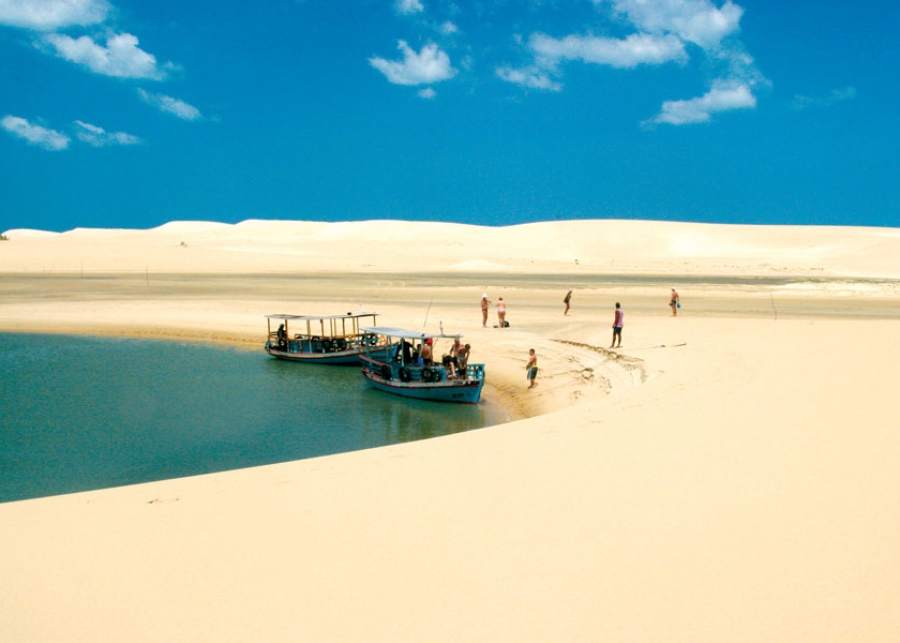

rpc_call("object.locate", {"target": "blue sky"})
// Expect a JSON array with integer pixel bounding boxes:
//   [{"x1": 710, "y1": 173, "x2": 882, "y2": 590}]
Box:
[{"x1": 1, "y1": 0, "x2": 897, "y2": 232}]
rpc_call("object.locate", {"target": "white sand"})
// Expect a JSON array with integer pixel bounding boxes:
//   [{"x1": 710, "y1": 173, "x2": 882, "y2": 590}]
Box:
[{"x1": 1, "y1": 219, "x2": 899, "y2": 642}]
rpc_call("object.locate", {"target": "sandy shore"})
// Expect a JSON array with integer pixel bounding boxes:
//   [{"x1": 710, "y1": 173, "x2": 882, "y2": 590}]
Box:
[{"x1": 2, "y1": 219, "x2": 899, "y2": 641}]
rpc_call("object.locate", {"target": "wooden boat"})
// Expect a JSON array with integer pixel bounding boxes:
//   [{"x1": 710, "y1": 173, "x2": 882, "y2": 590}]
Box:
[
  {"x1": 359, "y1": 326, "x2": 485, "y2": 404},
  {"x1": 264, "y1": 313, "x2": 394, "y2": 365}
]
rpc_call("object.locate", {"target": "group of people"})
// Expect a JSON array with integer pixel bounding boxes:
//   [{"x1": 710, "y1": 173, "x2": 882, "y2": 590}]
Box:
[
  {"x1": 480, "y1": 294, "x2": 508, "y2": 328},
  {"x1": 478, "y1": 286, "x2": 681, "y2": 389},
  {"x1": 412, "y1": 336, "x2": 471, "y2": 379},
  {"x1": 443, "y1": 337, "x2": 471, "y2": 379}
]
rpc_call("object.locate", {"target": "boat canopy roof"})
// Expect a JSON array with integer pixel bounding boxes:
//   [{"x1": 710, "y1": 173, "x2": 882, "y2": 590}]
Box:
[
  {"x1": 266, "y1": 312, "x2": 378, "y2": 321},
  {"x1": 360, "y1": 326, "x2": 461, "y2": 341}
]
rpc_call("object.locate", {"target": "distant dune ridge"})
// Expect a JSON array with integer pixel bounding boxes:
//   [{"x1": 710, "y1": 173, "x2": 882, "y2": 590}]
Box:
[
  {"x1": 1, "y1": 218, "x2": 899, "y2": 643},
  {"x1": 3, "y1": 218, "x2": 899, "y2": 277}
]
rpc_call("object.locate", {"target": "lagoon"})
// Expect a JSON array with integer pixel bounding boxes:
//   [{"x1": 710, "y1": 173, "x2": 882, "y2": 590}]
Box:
[{"x1": 0, "y1": 333, "x2": 508, "y2": 503}]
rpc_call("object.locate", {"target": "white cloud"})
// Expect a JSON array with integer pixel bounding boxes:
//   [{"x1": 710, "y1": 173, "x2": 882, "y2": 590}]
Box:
[
  {"x1": 0, "y1": 0, "x2": 110, "y2": 31},
  {"x1": 1, "y1": 114, "x2": 70, "y2": 150},
  {"x1": 394, "y1": 0, "x2": 424, "y2": 15},
  {"x1": 42, "y1": 32, "x2": 168, "y2": 80},
  {"x1": 647, "y1": 79, "x2": 755, "y2": 125},
  {"x1": 370, "y1": 41, "x2": 456, "y2": 86},
  {"x1": 74, "y1": 120, "x2": 141, "y2": 146},
  {"x1": 137, "y1": 89, "x2": 202, "y2": 120},
  {"x1": 1, "y1": 114, "x2": 143, "y2": 150},
  {"x1": 497, "y1": 4, "x2": 726, "y2": 94},
  {"x1": 530, "y1": 32, "x2": 688, "y2": 69},
  {"x1": 496, "y1": 65, "x2": 562, "y2": 92},
  {"x1": 496, "y1": 32, "x2": 685, "y2": 91},
  {"x1": 418, "y1": 87, "x2": 436, "y2": 99},
  {"x1": 439, "y1": 21, "x2": 458, "y2": 35},
  {"x1": 603, "y1": 0, "x2": 743, "y2": 50},
  {"x1": 792, "y1": 86, "x2": 857, "y2": 111},
  {"x1": 719, "y1": 45, "x2": 764, "y2": 87},
  {"x1": 494, "y1": 0, "x2": 763, "y2": 124}
]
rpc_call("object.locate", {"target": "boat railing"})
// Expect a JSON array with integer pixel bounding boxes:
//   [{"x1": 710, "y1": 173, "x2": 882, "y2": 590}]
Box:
[
  {"x1": 465, "y1": 364, "x2": 485, "y2": 379},
  {"x1": 268, "y1": 332, "x2": 388, "y2": 354}
]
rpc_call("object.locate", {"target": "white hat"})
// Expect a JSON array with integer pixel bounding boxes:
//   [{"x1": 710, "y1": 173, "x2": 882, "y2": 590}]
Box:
[{"x1": 482, "y1": 293, "x2": 487, "y2": 298}]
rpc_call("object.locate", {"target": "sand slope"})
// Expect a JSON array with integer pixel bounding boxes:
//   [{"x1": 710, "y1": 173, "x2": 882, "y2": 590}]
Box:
[{"x1": 4, "y1": 219, "x2": 900, "y2": 277}]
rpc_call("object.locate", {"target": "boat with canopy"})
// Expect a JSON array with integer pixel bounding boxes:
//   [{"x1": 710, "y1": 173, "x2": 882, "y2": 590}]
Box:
[
  {"x1": 359, "y1": 326, "x2": 485, "y2": 403},
  {"x1": 264, "y1": 313, "x2": 394, "y2": 365}
]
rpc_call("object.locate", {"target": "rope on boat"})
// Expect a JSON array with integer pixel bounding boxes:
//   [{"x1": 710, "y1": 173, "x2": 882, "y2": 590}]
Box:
[{"x1": 422, "y1": 300, "x2": 433, "y2": 328}]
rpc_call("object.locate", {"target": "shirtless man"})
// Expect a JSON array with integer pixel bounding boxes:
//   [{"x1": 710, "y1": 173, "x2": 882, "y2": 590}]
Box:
[
  {"x1": 457, "y1": 344, "x2": 470, "y2": 377},
  {"x1": 447, "y1": 337, "x2": 462, "y2": 378},
  {"x1": 670, "y1": 288, "x2": 680, "y2": 316},
  {"x1": 526, "y1": 348, "x2": 538, "y2": 388},
  {"x1": 420, "y1": 338, "x2": 434, "y2": 366}
]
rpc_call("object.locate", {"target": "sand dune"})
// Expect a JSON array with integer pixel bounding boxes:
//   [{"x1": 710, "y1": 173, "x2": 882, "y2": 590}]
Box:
[
  {"x1": 1, "y1": 219, "x2": 899, "y2": 642},
  {"x1": 4, "y1": 219, "x2": 899, "y2": 277}
]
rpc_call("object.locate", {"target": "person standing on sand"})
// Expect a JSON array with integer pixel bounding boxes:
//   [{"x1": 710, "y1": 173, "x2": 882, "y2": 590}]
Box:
[
  {"x1": 670, "y1": 288, "x2": 680, "y2": 316},
  {"x1": 526, "y1": 348, "x2": 538, "y2": 388},
  {"x1": 611, "y1": 302, "x2": 623, "y2": 348},
  {"x1": 481, "y1": 294, "x2": 491, "y2": 328},
  {"x1": 497, "y1": 297, "x2": 507, "y2": 327},
  {"x1": 564, "y1": 290, "x2": 572, "y2": 315}
]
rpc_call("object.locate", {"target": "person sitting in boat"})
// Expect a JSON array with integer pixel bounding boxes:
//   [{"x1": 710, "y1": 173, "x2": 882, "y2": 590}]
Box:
[
  {"x1": 442, "y1": 354, "x2": 456, "y2": 378},
  {"x1": 444, "y1": 337, "x2": 462, "y2": 378},
  {"x1": 420, "y1": 338, "x2": 434, "y2": 366}
]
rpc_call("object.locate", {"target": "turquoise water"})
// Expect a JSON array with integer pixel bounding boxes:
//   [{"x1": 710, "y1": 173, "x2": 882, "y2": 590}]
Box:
[{"x1": 0, "y1": 333, "x2": 507, "y2": 503}]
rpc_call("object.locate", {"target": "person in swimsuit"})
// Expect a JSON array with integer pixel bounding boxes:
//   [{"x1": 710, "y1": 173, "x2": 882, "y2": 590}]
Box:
[
  {"x1": 611, "y1": 302, "x2": 623, "y2": 348},
  {"x1": 670, "y1": 288, "x2": 680, "y2": 316},
  {"x1": 497, "y1": 298, "x2": 507, "y2": 327},
  {"x1": 526, "y1": 348, "x2": 538, "y2": 388},
  {"x1": 481, "y1": 294, "x2": 491, "y2": 328},
  {"x1": 564, "y1": 290, "x2": 572, "y2": 315}
]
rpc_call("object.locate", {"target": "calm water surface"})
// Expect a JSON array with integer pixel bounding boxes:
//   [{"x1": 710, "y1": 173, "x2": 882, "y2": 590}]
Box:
[{"x1": 0, "y1": 333, "x2": 507, "y2": 503}]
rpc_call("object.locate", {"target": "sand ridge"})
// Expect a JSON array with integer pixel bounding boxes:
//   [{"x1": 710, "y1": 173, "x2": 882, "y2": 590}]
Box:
[{"x1": 4, "y1": 218, "x2": 900, "y2": 277}]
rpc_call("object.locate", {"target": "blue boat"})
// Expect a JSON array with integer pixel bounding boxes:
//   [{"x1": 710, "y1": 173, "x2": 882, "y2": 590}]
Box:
[
  {"x1": 359, "y1": 326, "x2": 485, "y2": 404},
  {"x1": 265, "y1": 313, "x2": 394, "y2": 365}
]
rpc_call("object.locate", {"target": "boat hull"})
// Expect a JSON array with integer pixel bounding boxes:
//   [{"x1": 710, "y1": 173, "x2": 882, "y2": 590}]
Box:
[{"x1": 360, "y1": 360, "x2": 485, "y2": 404}]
